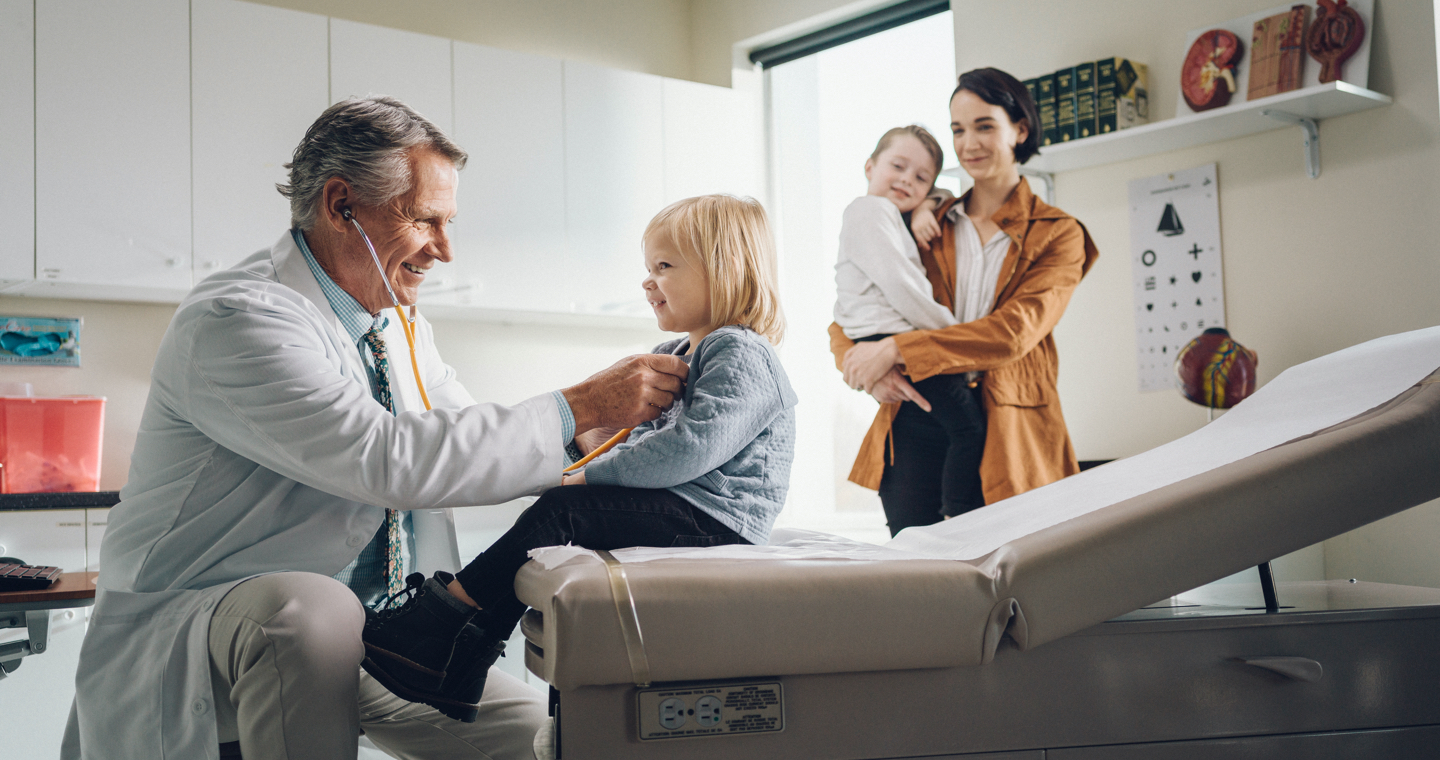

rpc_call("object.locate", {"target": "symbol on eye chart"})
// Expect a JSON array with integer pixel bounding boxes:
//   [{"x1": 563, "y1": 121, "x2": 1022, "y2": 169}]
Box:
[
  {"x1": 1180, "y1": 321, "x2": 1188, "y2": 331},
  {"x1": 1192, "y1": 271, "x2": 1202, "y2": 283},
  {"x1": 1144, "y1": 276, "x2": 1156, "y2": 290},
  {"x1": 1188, "y1": 244, "x2": 1202, "y2": 260},
  {"x1": 1158, "y1": 204, "x2": 1185, "y2": 236},
  {"x1": 1169, "y1": 276, "x2": 1177, "y2": 286},
  {"x1": 1196, "y1": 298, "x2": 1203, "y2": 306},
  {"x1": 1141, "y1": 250, "x2": 1157, "y2": 266},
  {"x1": 1171, "y1": 301, "x2": 1178, "y2": 308},
  {"x1": 1198, "y1": 319, "x2": 1205, "y2": 328},
  {"x1": 1146, "y1": 303, "x2": 1154, "y2": 311}
]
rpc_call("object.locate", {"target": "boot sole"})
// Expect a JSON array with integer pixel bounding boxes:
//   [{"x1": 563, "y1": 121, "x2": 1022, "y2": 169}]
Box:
[{"x1": 361, "y1": 652, "x2": 482, "y2": 723}]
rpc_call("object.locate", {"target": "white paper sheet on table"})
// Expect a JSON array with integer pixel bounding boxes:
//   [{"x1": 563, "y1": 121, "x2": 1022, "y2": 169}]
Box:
[
  {"x1": 529, "y1": 327, "x2": 1440, "y2": 566},
  {"x1": 526, "y1": 528, "x2": 932, "y2": 569}
]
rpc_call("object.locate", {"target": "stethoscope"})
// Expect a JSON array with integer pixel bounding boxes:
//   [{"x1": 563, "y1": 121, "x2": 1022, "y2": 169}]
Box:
[
  {"x1": 342, "y1": 207, "x2": 433, "y2": 412},
  {"x1": 342, "y1": 207, "x2": 629, "y2": 471}
]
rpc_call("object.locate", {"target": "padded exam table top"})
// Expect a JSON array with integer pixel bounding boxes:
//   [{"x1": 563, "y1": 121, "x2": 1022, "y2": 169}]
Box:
[{"x1": 517, "y1": 328, "x2": 1440, "y2": 692}]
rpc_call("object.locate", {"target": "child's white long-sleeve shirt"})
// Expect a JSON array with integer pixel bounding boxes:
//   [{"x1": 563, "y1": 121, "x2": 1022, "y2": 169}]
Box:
[{"x1": 833, "y1": 195, "x2": 959, "y2": 339}]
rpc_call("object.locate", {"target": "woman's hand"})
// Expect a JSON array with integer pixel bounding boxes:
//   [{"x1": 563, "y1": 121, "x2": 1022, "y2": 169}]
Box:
[
  {"x1": 870, "y1": 369, "x2": 931, "y2": 411},
  {"x1": 842, "y1": 337, "x2": 902, "y2": 392},
  {"x1": 911, "y1": 199, "x2": 942, "y2": 253},
  {"x1": 561, "y1": 470, "x2": 587, "y2": 486}
]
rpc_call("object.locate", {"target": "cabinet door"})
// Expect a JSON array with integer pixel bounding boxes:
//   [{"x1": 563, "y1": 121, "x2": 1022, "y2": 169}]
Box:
[
  {"x1": 191, "y1": 0, "x2": 329, "y2": 277},
  {"x1": 563, "y1": 61, "x2": 664, "y2": 317},
  {"x1": 34, "y1": 0, "x2": 191, "y2": 295},
  {"x1": 447, "y1": 42, "x2": 565, "y2": 312},
  {"x1": 85, "y1": 507, "x2": 110, "y2": 572},
  {"x1": 0, "y1": 510, "x2": 86, "y2": 571},
  {"x1": 0, "y1": 0, "x2": 33, "y2": 286},
  {"x1": 330, "y1": 18, "x2": 453, "y2": 135},
  {"x1": 662, "y1": 78, "x2": 764, "y2": 205}
]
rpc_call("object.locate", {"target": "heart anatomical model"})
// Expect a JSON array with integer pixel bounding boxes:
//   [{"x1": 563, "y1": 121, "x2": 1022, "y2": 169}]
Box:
[
  {"x1": 1182, "y1": 29, "x2": 1244, "y2": 112},
  {"x1": 1307, "y1": 0, "x2": 1364, "y2": 83},
  {"x1": 1175, "y1": 327, "x2": 1258, "y2": 409}
]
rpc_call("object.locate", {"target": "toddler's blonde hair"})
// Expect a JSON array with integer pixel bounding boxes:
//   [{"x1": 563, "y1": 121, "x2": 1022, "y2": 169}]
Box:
[{"x1": 644, "y1": 195, "x2": 785, "y2": 345}]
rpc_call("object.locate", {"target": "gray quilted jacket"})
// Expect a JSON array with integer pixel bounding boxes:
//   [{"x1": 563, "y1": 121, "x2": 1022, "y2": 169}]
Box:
[{"x1": 582, "y1": 325, "x2": 797, "y2": 544}]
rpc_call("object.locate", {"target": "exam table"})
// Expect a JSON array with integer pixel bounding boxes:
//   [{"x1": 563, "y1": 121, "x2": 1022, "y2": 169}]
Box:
[{"x1": 516, "y1": 329, "x2": 1440, "y2": 759}]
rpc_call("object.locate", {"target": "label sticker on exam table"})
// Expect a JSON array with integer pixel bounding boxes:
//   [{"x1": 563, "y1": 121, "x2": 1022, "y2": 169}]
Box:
[{"x1": 637, "y1": 682, "x2": 783, "y2": 740}]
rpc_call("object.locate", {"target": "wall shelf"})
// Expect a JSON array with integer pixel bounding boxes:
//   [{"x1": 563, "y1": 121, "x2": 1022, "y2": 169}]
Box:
[{"x1": 1024, "y1": 81, "x2": 1390, "y2": 175}]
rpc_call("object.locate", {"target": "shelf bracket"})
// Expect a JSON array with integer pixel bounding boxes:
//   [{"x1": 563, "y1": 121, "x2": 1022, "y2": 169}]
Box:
[
  {"x1": 1019, "y1": 167, "x2": 1056, "y2": 205},
  {"x1": 1262, "y1": 109, "x2": 1320, "y2": 179}
]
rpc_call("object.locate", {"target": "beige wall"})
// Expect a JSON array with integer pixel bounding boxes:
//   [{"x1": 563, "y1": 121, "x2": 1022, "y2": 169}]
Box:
[{"x1": 951, "y1": 0, "x2": 1440, "y2": 585}]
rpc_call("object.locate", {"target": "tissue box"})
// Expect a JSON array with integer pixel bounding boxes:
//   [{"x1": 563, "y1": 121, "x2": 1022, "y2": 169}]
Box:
[{"x1": 0, "y1": 396, "x2": 106, "y2": 493}]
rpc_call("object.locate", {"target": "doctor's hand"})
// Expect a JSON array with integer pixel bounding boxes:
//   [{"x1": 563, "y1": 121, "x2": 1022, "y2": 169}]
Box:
[
  {"x1": 563, "y1": 354, "x2": 689, "y2": 433},
  {"x1": 870, "y1": 369, "x2": 931, "y2": 411},
  {"x1": 842, "y1": 337, "x2": 902, "y2": 393}
]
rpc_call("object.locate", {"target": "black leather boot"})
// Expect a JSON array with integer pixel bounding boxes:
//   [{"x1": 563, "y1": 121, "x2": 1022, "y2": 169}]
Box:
[{"x1": 361, "y1": 572, "x2": 476, "y2": 699}]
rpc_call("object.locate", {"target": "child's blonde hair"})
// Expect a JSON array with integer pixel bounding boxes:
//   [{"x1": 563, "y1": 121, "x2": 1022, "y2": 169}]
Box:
[{"x1": 644, "y1": 195, "x2": 785, "y2": 345}]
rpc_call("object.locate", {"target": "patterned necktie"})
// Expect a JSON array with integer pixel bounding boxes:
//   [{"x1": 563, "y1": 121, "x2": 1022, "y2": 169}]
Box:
[{"x1": 361, "y1": 326, "x2": 405, "y2": 597}]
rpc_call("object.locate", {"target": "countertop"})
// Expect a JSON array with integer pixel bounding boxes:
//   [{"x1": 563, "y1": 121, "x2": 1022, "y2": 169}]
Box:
[{"x1": 0, "y1": 492, "x2": 120, "y2": 512}]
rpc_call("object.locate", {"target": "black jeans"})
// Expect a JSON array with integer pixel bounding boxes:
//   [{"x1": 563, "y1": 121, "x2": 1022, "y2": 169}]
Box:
[
  {"x1": 453, "y1": 485, "x2": 748, "y2": 636},
  {"x1": 877, "y1": 373, "x2": 987, "y2": 537}
]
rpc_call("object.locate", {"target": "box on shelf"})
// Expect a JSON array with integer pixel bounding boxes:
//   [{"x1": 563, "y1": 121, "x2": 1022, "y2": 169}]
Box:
[
  {"x1": 0, "y1": 396, "x2": 106, "y2": 493},
  {"x1": 1112, "y1": 58, "x2": 1149, "y2": 129}
]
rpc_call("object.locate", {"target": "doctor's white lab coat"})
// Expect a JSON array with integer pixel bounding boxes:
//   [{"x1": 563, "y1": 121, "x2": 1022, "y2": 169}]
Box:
[{"x1": 62, "y1": 232, "x2": 565, "y2": 759}]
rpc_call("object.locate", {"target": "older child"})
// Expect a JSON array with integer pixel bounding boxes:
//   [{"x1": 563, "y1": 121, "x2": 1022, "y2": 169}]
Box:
[
  {"x1": 362, "y1": 195, "x2": 797, "y2": 721},
  {"x1": 833, "y1": 125, "x2": 988, "y2": 536}
]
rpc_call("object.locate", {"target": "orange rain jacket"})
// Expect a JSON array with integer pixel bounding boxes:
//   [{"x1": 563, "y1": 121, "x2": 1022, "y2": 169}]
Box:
[{"x1": 829, "y1": 178, "x2": 1099, "y2": 504}]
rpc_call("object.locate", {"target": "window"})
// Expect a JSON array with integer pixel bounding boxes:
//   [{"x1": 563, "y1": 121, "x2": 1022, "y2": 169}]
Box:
[{"x1": 766, "y1": 9, "x2": 957, "y2": 543}]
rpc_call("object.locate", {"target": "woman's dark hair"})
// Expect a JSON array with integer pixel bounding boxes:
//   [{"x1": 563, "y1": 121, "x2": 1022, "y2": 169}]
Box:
[{"x1": 951, "y1": 67, "x2": 1041, "y2": 165}]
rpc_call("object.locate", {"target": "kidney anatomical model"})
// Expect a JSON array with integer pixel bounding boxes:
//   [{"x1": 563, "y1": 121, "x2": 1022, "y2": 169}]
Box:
[{"x1": 1182, "y1": 29, "x2": 1244, "y2": 112}]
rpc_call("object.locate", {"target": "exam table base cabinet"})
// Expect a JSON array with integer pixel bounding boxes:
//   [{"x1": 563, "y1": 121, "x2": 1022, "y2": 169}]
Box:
[{"x1": 534, "y1": 582, "x2": 1440, "y2": 760}]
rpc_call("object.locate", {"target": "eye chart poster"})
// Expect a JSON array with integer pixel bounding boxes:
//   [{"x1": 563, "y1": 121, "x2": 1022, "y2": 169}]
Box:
[{"x1": 1129, "y1": 163, "x2": 1225, "y2": 392}]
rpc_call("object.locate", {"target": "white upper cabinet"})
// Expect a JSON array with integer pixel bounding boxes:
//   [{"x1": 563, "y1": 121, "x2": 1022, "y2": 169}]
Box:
[
  {"x1": 330, "y1": 18, "x2": 453, "y2": 135},
  {"x1": 662, "y1": 78, "x2": 764, "y2": 205},
  {"x1": 447, "y1": 42, "x2": 565, "y2": 312},
  {"x1": 563, "y1": 61, "x2": 664, "y2": 317},
  {"x1": 34, "y1": 0, "x2": 192, "y2": 298},
  {"x1": 191, "y1": 0, "x2": 329, "y2": 276},
  {"x1": 0, "y1": 0, "x2": 33, "y2": 286}
]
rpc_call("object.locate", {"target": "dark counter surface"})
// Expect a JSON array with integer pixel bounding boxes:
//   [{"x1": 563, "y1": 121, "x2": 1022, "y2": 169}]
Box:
[{"x1": 0, "y1": 491, "x2": 121, "y2": 511}]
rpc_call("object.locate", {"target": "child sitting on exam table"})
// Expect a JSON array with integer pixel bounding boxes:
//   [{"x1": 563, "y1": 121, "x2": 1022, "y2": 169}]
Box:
[{"x1": 361, "y1": 194, "x2": 797, "y2": 721}]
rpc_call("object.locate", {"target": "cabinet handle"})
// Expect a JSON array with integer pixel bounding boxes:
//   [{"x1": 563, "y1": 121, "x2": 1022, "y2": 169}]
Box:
[{"x1": 1237, "y1": 656, "x2": 1324, "y2": 683}]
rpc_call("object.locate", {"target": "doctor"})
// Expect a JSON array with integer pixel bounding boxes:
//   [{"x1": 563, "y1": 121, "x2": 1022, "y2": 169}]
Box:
[{"x1": 63, "y1": 96, "x2": 687, "y2": 759}]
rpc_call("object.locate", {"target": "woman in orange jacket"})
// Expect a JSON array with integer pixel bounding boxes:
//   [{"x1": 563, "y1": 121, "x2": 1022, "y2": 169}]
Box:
[{"x1": 832, "y1": 68, "x2": 1099, "y2": 536}]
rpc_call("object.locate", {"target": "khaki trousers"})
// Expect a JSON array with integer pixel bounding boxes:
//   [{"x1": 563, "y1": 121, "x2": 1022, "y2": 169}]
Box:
[{"x1": 208, "y1": 572, "x2": 548, "y2": 760}]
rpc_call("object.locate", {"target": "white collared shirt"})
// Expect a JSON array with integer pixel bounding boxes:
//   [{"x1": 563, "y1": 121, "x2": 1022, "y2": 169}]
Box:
[{"x1": 950, "y1": 205, "x2": 1011, "y2": 324}]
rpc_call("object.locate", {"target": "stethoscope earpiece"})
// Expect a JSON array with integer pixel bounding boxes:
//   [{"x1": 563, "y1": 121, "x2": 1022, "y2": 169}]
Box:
[{"x1": 341, "y1": 207, "x2": 354, "y2": 221}]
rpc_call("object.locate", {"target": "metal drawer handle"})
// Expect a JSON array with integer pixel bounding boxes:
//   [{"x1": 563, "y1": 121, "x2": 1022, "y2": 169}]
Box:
[{"x1": 1237, "y1": 656, "x2": 1324, "y2": 683}]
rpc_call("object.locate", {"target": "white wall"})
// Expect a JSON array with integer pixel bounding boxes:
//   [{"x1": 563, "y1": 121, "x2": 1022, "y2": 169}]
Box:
[
  {"x1": 950, "y1": 0, "x2": 1440, "y2": 586},
  {"x1": 253, "y1": 0, "x2": 695, "y2": 80}
]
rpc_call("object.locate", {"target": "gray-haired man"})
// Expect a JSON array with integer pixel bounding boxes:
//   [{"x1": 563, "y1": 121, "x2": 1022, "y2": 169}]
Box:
[{"x1": 63, "y1": 97, "x2": 687, "y2": 759}]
